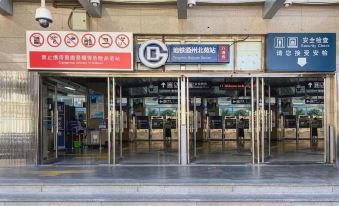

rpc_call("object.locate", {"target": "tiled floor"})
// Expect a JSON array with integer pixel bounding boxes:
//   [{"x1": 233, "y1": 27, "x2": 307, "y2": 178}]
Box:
[{"x1": 52, "y1": 139, "x2": 324, "y2": 165}]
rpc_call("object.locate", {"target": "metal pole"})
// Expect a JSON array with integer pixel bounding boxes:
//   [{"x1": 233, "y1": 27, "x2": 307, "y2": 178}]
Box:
[
  {"x1": 120, "y1": 86, "x2": 123, "y2": 158},
  {"x1": 194, "y1": 96, "x2": 197, "y2": 158},
  {"x1": 268, "y1": 85, "x2": 271, "y2": 157},
  {"x1": 323, "y1": 78, "x2": 331, "y2": 163},
  {"x1": 107, "y1": 78, "x2": 111, "y2": 164},
  {"x1": 113, "y1": 77, "x2": 116, "y2": 164},
  {"x1": 186, "y1": 77, "x2": 190, "y2": 164},
  {"x1": 256, "y1": 77, "x2": 260, "y2": 164},
  {"x1": 180, "y1": 76, "x2": 187, "y2": 165},
  {"x1": 261, "y1": 77, "x2": 265, "y2": 163},
  {"x1": 251, "y1": 78, "x2": 255, "y2": 164},
  {"x1": 177, "y1": 77, "x2": 181, "y2": 164},
  {"x1": 54, "y1": 85, "x2": 58, "y2": 159}
]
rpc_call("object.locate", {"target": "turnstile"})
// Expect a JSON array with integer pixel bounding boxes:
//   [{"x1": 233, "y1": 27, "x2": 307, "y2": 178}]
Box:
[
  {"x1": 209, "y1": 116, "x2": 223, "y2": 140},
  {"x1": 135, "y1": 116, "x2": 150, "y2": 140},
  {"x1": 165, "y1": 116, "x2": 178, "y2": 140},
  {"x1": 298, "y1": 115, "x2": 311, "y2": 140},
  {"x1": 224, "y1": 116, "x2": 237, "y2": 140},
  {"x1": 150, "y1": 116, "x2": 164, "y2": 140}
]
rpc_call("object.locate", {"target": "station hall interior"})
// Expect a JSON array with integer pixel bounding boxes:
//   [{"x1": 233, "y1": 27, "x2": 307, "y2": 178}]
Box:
[{"x1": 40, "y1": 76, "x2": 325, "y2": 165}]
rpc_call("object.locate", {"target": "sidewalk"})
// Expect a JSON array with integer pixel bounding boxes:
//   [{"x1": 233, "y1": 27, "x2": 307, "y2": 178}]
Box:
[{"x1": 0, "y1": 164, "x2": 337, "y2": 185}]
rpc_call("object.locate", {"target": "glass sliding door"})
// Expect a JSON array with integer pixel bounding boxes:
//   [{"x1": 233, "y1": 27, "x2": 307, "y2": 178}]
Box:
[
  {"x1": 261, "y1": 77, "x2": 326, "y2": 163},
  {"x1": 187, "y1": 77, "x2": 255, "y2": 164},
  {"x1": 108, "y1": 77, "x2": 181, "y2": 165},
  {"x1": 40, "y1": 81, "x2": 58, "y2": 164}
]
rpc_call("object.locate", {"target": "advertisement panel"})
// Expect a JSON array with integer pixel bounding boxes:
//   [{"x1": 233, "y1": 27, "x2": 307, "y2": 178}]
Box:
[{"x1": 26, "y1": 31, "x2": 133, "y2": 71}]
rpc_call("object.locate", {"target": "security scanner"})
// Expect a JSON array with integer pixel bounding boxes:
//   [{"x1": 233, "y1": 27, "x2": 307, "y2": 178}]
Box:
[
  {"x1": 283, "y1": 115, "x2": 297, "y2": 140},
  {"x1": 297, "y1": 115, "x2": 311, "y2": 141},
  {"x1": 135, "y1": 116, "x2": 150, "y2": 140},
  {"x1": 238, "y1": 116, "x2": 250, "y2": 140},
  {"x1": 165, "y1": 116, "x2": 178, "y2": 140},
  {"x1": 209, "y1": 116, "x2": 223, "y2": 140},
  {"x1": 150, "y1": 116, "x2": 164, "y2": 140},
  {"x1": 224, "y1": 116, "x2": 237, "y2": 140}
]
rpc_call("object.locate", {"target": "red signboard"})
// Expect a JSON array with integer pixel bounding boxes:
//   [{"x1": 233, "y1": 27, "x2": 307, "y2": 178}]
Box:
[{"x1": 26, "y1": 31, "x2": 133, "y2": 71}]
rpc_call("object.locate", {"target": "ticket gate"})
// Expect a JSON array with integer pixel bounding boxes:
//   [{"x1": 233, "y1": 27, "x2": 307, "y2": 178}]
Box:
[
  {"x1": 237, "y1": 116, "x2": 250, "y2": 140},
  {"x1": 165, "y1": 116, "x2": 178, "y2": 140},
  {"x1": 224, "y1": 116, "x2": 237, "y2": 140},
  {"x1": 298, "y1": 115, "x2": 311, "y2": 141},
  {"x1": 283, "y1": 115, "x2": 297, "y2": 140},
  {"x1": 150, "y1": 116, "x2": 164, "y2": 140},
  {"x1": 209, "y1": 116, "x2": 223, "y2": 140},
  {"x1": 310, "y1": 116, "x2": 323, "y2": 141},
  {"x1": 135, "y1": 116, "x2": 150, "y2": 140}
]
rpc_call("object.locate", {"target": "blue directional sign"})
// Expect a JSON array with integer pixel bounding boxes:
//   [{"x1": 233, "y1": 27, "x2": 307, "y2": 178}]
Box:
[{"x1": 266, "y1": 33, "x2": 336, "y2": 72}]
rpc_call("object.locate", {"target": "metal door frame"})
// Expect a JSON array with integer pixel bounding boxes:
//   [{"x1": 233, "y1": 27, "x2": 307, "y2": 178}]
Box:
[
  {"x1": 107, "y1": 75, "x2": 183, "y2": 165},
  {"x1": 37, "y1": 72, "x2": 335, "y2": 166},
  {"x1": 39, "y1": 78, "x2": 58, "y2": 164},
  {"x1": 185, "y1": 76, "x2": 256, "y2": 164},
  {"x1": 260, "y1": 77, "x2": 330, "y2": 164}
]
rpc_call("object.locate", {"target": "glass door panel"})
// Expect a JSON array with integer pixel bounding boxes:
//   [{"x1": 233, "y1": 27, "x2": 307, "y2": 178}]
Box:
[{"x1": 41, "y1": 82, "x2": 58, "y2": 164}]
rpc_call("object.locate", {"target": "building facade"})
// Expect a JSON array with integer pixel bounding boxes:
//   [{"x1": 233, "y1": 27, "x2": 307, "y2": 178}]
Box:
[{"x1": 0, "y1": 2, "x2": 338, "y2": 166}]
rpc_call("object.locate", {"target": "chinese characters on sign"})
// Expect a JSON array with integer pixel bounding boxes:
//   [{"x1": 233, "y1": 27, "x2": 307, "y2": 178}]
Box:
[
  {"x1": 26, "y1": 31, "x2": 133, "y2": 71},
  {"x1": 219, "y1": 83, "x2": 252, "y2": 90},
  {"x1": 231, "y1": 99, "x2": 251, "y2": 104},
  {"x1": 136, "y1": 44, "x2": 230, "y2": 65},
  {"x1": 305, "y1": 98, "x2": 324, "y2": 104},
  {"x1": 267, "y1": 33, "x2": 336, "y2": 72},
  {"x1": 158, "y1": 81, "x2": 211, "y2": 90},
  {"x1": 158, "y1": 99, "x2": 178, "y2": 104},
  {"x1": 168, "y1": 44, "x2": 229, "y2": 63}
]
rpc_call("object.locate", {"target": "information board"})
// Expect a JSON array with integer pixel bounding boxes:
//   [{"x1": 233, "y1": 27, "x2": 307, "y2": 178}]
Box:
[{"x1": 266, "y1": 33, "x2": 336, "y2": 72}]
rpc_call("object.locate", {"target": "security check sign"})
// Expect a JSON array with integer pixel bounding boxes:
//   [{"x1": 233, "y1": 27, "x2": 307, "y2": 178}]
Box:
[
  {"x1": 266, "y1": 33, "x2": 336, "y2": 72},
  {"x1": 26, "y1": 31, "x2": 133, "y2": 71}
]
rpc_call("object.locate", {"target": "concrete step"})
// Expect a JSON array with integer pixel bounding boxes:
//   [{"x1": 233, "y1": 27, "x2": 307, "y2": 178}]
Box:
[
  {"x1": 0, "y1": 192, "x2": 338, "y2": 205},
  {"x1": 0, "y1": 183, "x2": 337, "y2": 195},
  {"x1": 1, "y1": 183, "x2": 338, "y2": 205}
]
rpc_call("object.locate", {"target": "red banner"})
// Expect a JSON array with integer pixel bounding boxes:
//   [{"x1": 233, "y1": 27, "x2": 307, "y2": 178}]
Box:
[{"x1": 29, "y1": 51, "x2": 132, "y2": 69}]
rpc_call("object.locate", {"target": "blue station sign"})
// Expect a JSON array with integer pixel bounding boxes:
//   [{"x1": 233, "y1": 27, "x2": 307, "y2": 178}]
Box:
[
  {"x1": 266, "y1": 33, "x2": 336, "y2": 72},
  {"x1": 136, "y1": 42, "x2": 230, "y2": 66},
  {"x1": 167, "y1": 44, "x2": 229, "y2": 63}
]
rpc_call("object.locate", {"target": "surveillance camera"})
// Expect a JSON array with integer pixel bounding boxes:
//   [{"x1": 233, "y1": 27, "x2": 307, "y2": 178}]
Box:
[
  {"x1": 187, "y1": 0, "x2": 196, "y2": 7},
  {"x1": 35, "y1": 7, "x2": 53, "y2": 28},
  {"x1": 89, "y1": 0, "x2": 100, "y2": 7},
  {"x1": 284, "y1": 0, "x2": 292, "y2": 7}
]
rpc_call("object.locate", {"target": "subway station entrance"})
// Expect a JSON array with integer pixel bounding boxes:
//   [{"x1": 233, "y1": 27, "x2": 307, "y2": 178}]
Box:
[{"x1": 39, "y1": 74, "x2": 334, "y2": 165}]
